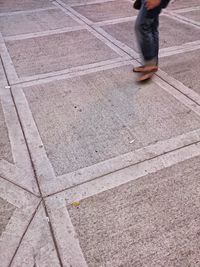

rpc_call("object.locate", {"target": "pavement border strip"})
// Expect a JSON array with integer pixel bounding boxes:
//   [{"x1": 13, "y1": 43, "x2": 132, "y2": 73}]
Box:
[
  {"x1": 172, "y1": 6, "x2": 200, "y2": 14},
  {"x1": 0, "y1": 58, "x2": 35, "y2": 174},
  {"x1": 62, "y1": 140, "x2": 200, "y2": 204},
  {"x1": 0, "y1": 6, "x2": 58, "y2": 17},
  {"x1": 52, "y1": 0, "x2": 86, "y2": 25},
  {"x1": 12, "y1": 59, "x2": 133, "y2": 88},
  {"x1": 94, "y1": 25, "x2": 139, "y2": 58},
  {"x1": 86, "y1": 26, "x2": 131, "y2": 57},
  {"x1": 4, "y1": 25, "x2": 87, "y2": 41},
  {"x1": 0, "y1": 177, "x2": 40, "y2": 267},
  {"x1": 0, "y1": 160, "x2": 39, "y2": 196},
  {"x1": 154, "y1": 73, "x2": 200, "y2": 114},
  {"x1": 10, "y1": 86, "x2": 56, "y2": 191},
  {"x1": 156, "y1": 69, "x2": 200, "y2": 107},
  {"x1": 92, "y1": 15, "x2": 137, "y2": 26},
  {"x1": 0, "y1": 35, "x2": 19, "y2": 84},
  {"x1": 11, "y1": 57, "x2": 127, "y2": 85},
  {"x1": 56, "y1": 0, "x2": 93, "y2": 24},
  {"x1": 167, "y1": 11, "x2": 200, "y2": 27},
  {"x1": 67, "y1": 0, "x2": 125, "y2": 7},
  {"x1": 159, "y1": 42, "x2": 200, "y2": 58},
  {"x1": 163, "y1": 11, "x2": 200, "y2": 28},
  {"x1": 9, "y1": 88, "x2": 89, "y2": 267},
  {"x1": 44, "y1": 127, "x2": 200, "y2": 196},
  {"x1": 45, "y1": 196, "x2": 88, "y2": 266},
  {"x1": 93, "y1": 24, "x2": 200, "y2": 60}
]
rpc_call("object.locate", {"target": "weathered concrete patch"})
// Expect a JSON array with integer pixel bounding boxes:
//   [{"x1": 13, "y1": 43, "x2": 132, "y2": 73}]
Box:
[
  {"x1": 23, "y1": 65, "x2": 200, "y2": 176},
  {"x1": 160, "y1": 49, "x2": 200, "y2": 95},
  {"x1": 73, "y1": 0, "x2": 137, "y2": 22},
  {"x1": 68, "y1": 156, "x2": 200, "y2": 267},
  {"x1": 6, "y1": 29, "x2": 119, "y2": 77},
  {"x1": 0, "y1": 197, "x2": 15, "y2": 236},
  {"x1": 0, "y1": 9, "x2": 80, "y2": 37}
]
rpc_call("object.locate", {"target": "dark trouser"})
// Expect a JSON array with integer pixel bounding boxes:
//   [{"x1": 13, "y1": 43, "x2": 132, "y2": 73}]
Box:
[{"x1": 135, "y1": 0, "x2": 162, "y2": 66}]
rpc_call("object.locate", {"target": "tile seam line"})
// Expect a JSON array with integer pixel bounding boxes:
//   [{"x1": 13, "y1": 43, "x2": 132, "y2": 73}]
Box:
[
  {"x1": 44, "y1": 138, "x2": 200, "y2": 198},
  {"x1": 55, "y1": 0, "x2": 200, "y2": 109},
  {"x1": 155, "y1": 72, "x2": 200, "y2": 107},
  {"x1": 0, "y1": 174, "x2": 40, "y2": 198},
  {"x1": 54, "y1": 0, "x2": 132, "y2": 58},
  {"x1": 9, "y1": 58, "x2": 130, "y2": 87},
  {"x1": 164, "y1": 10, "x2": 200, "y2": 28},
  {"x1": 8, "y1": 200, "x2": 42, "y2": 267},
  {"x1": 0, "y1": 55, "x2": 64, "y2": 267}
]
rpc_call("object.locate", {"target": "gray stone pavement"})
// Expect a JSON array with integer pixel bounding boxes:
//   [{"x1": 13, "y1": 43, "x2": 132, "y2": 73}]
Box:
[{"x1": 0, "y1": 0, "x2": 200, "y2": 266}]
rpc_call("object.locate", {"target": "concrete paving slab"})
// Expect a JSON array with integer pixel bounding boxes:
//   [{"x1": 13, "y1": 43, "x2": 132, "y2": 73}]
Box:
[
  {"x1": 5, "y1": 29, "x2": 119, "y2": 78},
  {"x1": 169, "y1": 0, "x2": 200, "y2": 10},
  {"x1": 10, "y1": 204, "x2": 61, "y2": 267},
  {"x1": 68, "y1": 155, "x2": 200, "y2": 267},
  {"x1": 0, "y1": 9, "x2": 80, "y2": 37},
  {"x1": 160, "y1": 49, "x2": 200, "y2": 95},
  {"x1": 0, "y1": 197, "x2": 15, "y2": 236},
  {"x1": 0, "y1": 100, "x2": 13, "y2": 163},
  {"x1": 73, "y1": 0, "x2": 137, "y2": 23},
  {"x1": 179, "y1": 9, "x2": 200, "y2": 23},
  {"x1": 0, "y1": 0, "x2": 53, "y2": 13},
  {"x1": 102, "y1": 15, "x2": 200, "y2": 53},
  {"x1": 23, "y1": 65, "x2": 200, "y2": 176}
]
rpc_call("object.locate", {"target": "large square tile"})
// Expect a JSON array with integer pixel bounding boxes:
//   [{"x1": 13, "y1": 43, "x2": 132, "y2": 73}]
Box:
[
  {"x1": 73, "y1": 0, "x2": 137, "y2": 23},
  {"x1": 23, "y1": 65, "x2": 200, "y2": 176},
  {"x1": 160, "y1": 49, "x2": 200, "y2": 95},
  {"x1": 0, "y1": 9, "x2": 80, "y2": 37},
  {"x1": 0, "y1": 0, "x2": 53, "y2": 13},
  {"x1": 6, "y1": 29, "x2": 119, "y2": 78},
  {"x1": 102, "y1": 15, "x2": 200, "y2": 53},
  {"x1": 68, "y1": 156, "x2": 200, "y2": 266}
]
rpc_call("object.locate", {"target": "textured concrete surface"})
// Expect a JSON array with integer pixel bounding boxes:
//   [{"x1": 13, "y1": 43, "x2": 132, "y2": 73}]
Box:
[
  {"x1": 160, "y1": 49, "x2": 200, "y2": 95},
  {"x1": 0, "y1": 9, "x2": 80, "y2": 37},
  {"x1": 159, "y1": 15, "x2": 200, "y2": 48},
  {"x1": 1, "y1": 0, "x2": 200, "y2": 265},
  {"x1": 0, "y1": 101, "x2": 13, "y2": 163},
  {"x1": 102, "y1": 15, "x2": 200, "y2": 53},
  {"x1": 0, "y1": 198, "x2": 15, "y2": 236},
  {"x1": 10, "y1": 204, "x2": 61, "y2": 267},
  {"x1": 169, "y1": 0, "x2": 200, "y2": 10},
  {"x1": 6, "y1": 29, "x2": 119, "y2": 77},
  {"x1": 68, "y1": 156, "x2": 200, "y2": 267},
  {"x1": 73, "y1": 0, "x2": 137, "y2": 22},
  {"x1": 102, "y1": 20, "x2": 138, "y2": 51},
  {"x1": 23, "y1": 65, "x2": 200, "y2": 175},
  {"x1": 0, "y1": 0, "x2": 53, "y2": 13},
  {"x1": 180, "y1": 9, "x2": 200, "y2": 23}
]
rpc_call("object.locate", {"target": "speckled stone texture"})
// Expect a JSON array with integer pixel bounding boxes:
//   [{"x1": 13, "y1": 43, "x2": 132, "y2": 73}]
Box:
[
  {"x1": 23, "y1": 65, "x2": 200, "y2": 175},
  {"x1": 68, "y1": 156, "x2": 200, "y2": 267}
]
